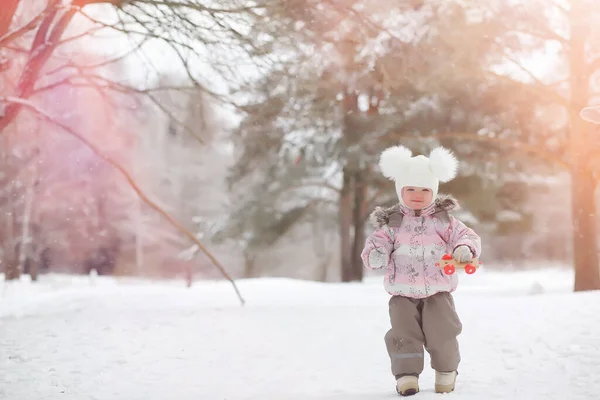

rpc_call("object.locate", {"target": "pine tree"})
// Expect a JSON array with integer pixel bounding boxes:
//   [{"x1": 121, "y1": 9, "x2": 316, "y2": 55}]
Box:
[{"x1": 222, "y1": 1, "x2": 550, "y2": 281}]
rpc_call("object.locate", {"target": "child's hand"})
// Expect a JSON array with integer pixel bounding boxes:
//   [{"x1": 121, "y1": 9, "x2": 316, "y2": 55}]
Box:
[{"x1": 452, "y1": 245, "x2": 473, "y2": 263}]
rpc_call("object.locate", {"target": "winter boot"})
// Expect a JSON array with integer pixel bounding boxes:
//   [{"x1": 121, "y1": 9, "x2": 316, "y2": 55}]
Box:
[
  {"x1": 396, "y1": 375, "x2": 419, "y2": 396},
  {"x1": 435, "y1": 371, "x2": 457, "y2": 393}
]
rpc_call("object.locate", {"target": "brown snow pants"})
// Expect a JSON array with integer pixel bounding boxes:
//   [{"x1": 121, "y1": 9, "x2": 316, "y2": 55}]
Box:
[{"x1": 384, "y1": 292, "x2": 462, "y2": 378}]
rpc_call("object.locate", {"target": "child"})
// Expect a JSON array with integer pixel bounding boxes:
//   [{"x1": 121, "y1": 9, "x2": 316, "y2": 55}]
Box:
[{"x1": 361, "y1": 145, "x2": 481, "y2": 396}]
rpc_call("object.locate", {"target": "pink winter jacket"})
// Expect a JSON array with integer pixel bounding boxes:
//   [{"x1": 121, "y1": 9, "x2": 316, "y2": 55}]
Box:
[{"x1": 361, "y1": 194, "x2": 481, "y2": 299}]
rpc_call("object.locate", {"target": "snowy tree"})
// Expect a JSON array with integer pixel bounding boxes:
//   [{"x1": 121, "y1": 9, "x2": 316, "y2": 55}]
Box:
[
  {"x1": 134, "y1": 73, "x2": 237, "y2": 278},
  {"x1": 463, "y1": 0, "x2": 600, "y2": 291},
  {"x1": 223, "y1": 1, "x2": 551, "y2": 281},
  {"x1": 0, "y1": 0, "x2": 267, "y2": 303}
]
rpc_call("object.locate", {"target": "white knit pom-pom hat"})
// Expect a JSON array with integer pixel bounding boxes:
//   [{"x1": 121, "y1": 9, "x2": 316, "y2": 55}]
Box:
[{"x1": 379, "y1": 145, "x2": 459, "y2": 207}]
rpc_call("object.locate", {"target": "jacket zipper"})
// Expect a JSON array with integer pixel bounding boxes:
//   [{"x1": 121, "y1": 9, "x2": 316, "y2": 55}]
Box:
[{"x1": 421, "y1": 216, "x2": 428, "y2": 296}]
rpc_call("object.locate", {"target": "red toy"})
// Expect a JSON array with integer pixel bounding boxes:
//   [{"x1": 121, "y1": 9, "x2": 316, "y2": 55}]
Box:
[{"x1": 436, "y1": 253, "x2": 481, "y2": 275}]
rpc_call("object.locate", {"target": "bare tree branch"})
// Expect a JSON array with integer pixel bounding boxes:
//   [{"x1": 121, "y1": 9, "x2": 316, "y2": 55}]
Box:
[
  {"x1": 71, "y1": 0, "x2": 131, "y2": 6},
  {"x1": 478, "y1": 1, "x2": 569, "y2": 46},
  {"x1": 1, "y1": 95, "x2": 246, "y2": 305},
  {"x1": 32, "y1": 73, "x2": 208, "y2": 144},
  {"x1": 126, "y1": 0, "x2": 267, "y2": 14},
  {"x1": 0, "y1": 2, "x2": 76, "y2": 133},
  {"x1": 0, "y1": 0, "x2": 20, "y2": 37},
  {"x1": 297, "y1": 181, "x2": 341, "y2": 193},
  {"x1": 77, "y1": 8, "x2": 200, "y2": 52},
  {"x1": 487, "y1": 70, "x2": 569, "y2": 108},
  {"x1": 427, "y1": 132, "x2": 569, "y2": 169},
  {"x1": 552, "y1": 1, "x2": 569, "y2": 17},
  {"x1": 45, "y1": 37, "x2": 151, "y2": 76},
  {"x1": 30, "y1": 0, "x2": 62, "y2": 52},
  {"x1": 32, "y1": 68, "x2": 250, "y2": 134},
  {"x1": 0, "y1": 6, "x2": 47, "y2": 48},
  {"x1": 503, "y1": 49, "x2": 558, "y2": 87},
  {"x1": 509, "y1": 27, "x2": 568, "y2": 46},
  {"x1": 366, "y1": 187, "x2": 386, "y2": 212},
  {"x1": 54, "y1": 23, "x2": 115, "y2": 47}
]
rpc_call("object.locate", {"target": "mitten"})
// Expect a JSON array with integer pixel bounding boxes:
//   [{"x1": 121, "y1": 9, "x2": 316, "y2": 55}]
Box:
[
  {"x1": 368, "y1": 247, "x2": 388, "y2": 269},
  {"x1": 452, "y1": 245, "x2": 473, "y2": 263}
]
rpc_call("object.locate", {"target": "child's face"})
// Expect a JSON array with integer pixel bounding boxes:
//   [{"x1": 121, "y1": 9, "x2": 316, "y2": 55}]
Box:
[{"x1": 401, "y1": 186, "x2": 433, "y2": 210}]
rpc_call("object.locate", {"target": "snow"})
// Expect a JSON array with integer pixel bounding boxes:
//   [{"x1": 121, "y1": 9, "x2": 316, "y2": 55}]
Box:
[{"x1": 1, "y1": 267, "x2": 599, "y2": 400}]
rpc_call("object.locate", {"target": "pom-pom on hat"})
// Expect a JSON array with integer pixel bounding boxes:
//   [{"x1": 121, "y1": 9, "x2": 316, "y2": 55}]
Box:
[{"x1": 379, "y1": 145, "x2": 459, "y2": 207}]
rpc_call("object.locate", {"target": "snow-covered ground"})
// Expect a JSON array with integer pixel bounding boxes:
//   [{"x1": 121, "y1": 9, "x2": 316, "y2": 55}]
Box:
[{"x1": 1, "y1": 267, "x2": 599, "y2": 400}]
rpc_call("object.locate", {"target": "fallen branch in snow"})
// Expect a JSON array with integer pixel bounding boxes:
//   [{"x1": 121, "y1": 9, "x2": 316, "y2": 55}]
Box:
[{"x1": 0, "y1": 96, "x2": 246, "y2": 306}]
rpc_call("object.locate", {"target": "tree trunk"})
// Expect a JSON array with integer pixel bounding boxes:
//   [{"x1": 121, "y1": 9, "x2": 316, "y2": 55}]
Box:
[
  {"x1": 317, "y1": 257, "x2": 330, "y2": 282},
  {"x1": 29, "y1": 221, "x2": 42, "y2": 281},
  {"x1": 184, "y1": 263, "x2": 192, "y2": 287},
  {"x1": 243, "y1": 250, "x2": 258, "y2": 278},
  {"x1": 29, "y1": 258, "x2": 38, "y2": 281},
  {"x1": 311, "y1": 212, "x2": 332, "y2": 282},
  {"x1": 18, "y1": 169, "x2": 35, "y2": 275},
  {"x1": 316, "y1": 243, "x2": 333, "y2": 282},
  {"x1": 339, "y1": 167, "x2": 354, "y2": 282},
  {"x1": 4, "y1": 212, "x2": 20, "y2": 280},
  {"x1": 135, "y1": 199, "x2": 144, "y2": 276},
  {"x1": 339, "y1": 86, "x2": 361, "y2": 282},
  {"x1": 4, "y1": 260, "x2": 20, "y2": 280},
  {"x1": 571, "y1": 168, "x2": 600, "y2": 291},
  {"x1": 569, "y1": 1, "x2": 600, "y2": 291},
  {"x1": 350, "y1": 169, "x2": 367, "y2": 281},
  {"x1": 1, "y1": 133, "x2": 20, "y2": 280}
]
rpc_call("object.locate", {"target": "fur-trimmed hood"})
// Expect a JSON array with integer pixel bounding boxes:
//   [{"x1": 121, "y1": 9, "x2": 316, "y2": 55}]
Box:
[{"x1": 369, "y1": 194, "x2": 460, "y2": 228}]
